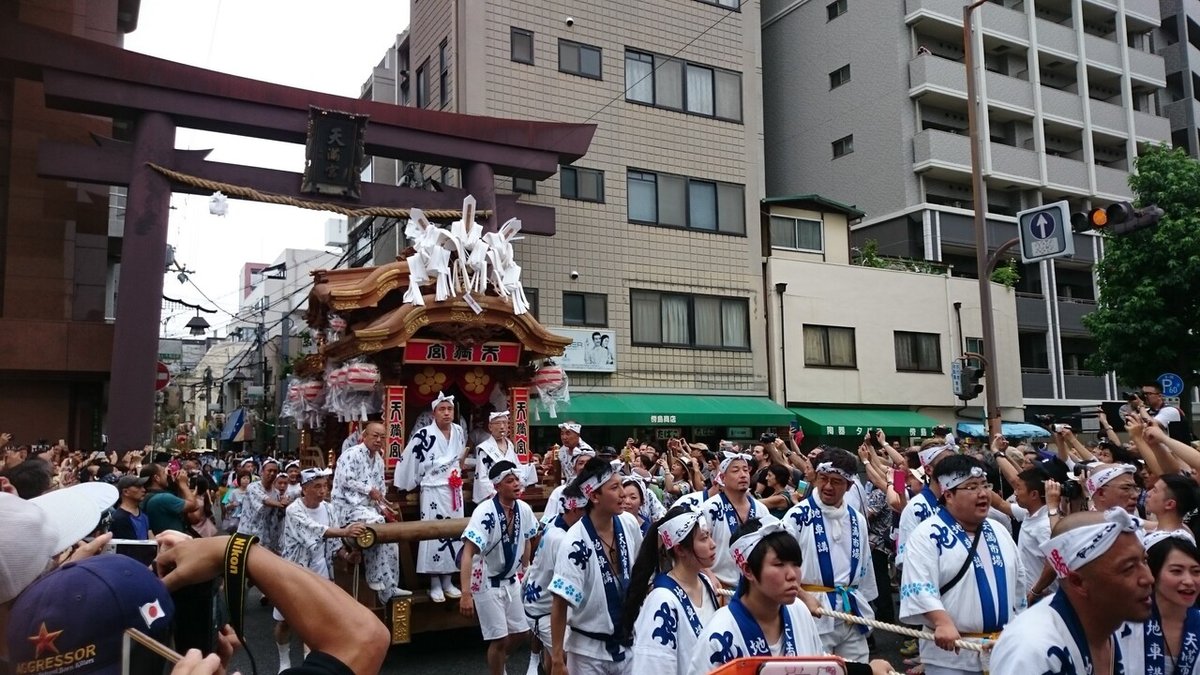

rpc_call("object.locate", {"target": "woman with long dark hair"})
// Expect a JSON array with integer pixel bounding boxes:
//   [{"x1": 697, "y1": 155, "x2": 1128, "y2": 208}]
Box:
[
  {"x1": 621, "y1": 505, "x2": 719, "y2": 675},
  {"x1": 1118, "y1": 534, "x2": 1200, "y2": 674}
]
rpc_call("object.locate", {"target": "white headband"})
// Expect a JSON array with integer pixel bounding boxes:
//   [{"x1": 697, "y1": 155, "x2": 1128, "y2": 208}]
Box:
[
  {"x1": 300, "y1": 467, "x2": 332, "y2": 485},
  {"x1": 660, "y1": 511, "x2": 708, "y2": 549},
  {"x1": 719, "y1": 451, "x2": 752, "y2": 476},
  {"x1": 558, "y1": 422, "x2": 582, "y2": 434},
  {"x1": 816, "y1": 462, "x2": 855, "y2": 483},
  {"x1": 571, "y1": 447, "x2": 596, "y2": 459},
  {"x1": 261, "y1": 457, "x2": 279, "y2": 468},
  {"x1": 489, "y1": 411, "x2": 510, "y2": 421},
  {"x1": 580, "y1": 466, "x2": 615, "y2": 498},
  {"x1": 239, "y1": 458, "x2": 256, "y2": 467},
  {"x1": 1085, "y1": 464, "x2": 1135, "y2": 497},
  {"x1": 1143, "y1": 528, "x2": 1197, "y2": 550},
  {"x1": 431, "y1": 391, "x2": 455, "y2": 411},
  {"x1": 731, "y1": 518, "x2": 785, "y2": 571},
  {"x1": 284, "y1": 460, "x2": 301, "y2": 471},
  {"x1": 919, "y1": 445, "x2": 952, "y2": 468},
  {"x1": 1043, "y1": 507, "x2": 1141, "y2": 578},
  {"x1": 490, "y1": 467, "x2": 522, "y2": 486},
  {"x1": 938, "y1": 465, "x2": 986, "y2": 491},
  {"x1": 561, "y1": 493, "x2": 588, "y2": 511}
]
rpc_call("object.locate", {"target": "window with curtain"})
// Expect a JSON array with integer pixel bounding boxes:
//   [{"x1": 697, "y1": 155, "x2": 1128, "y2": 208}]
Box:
[
  {"x1": 626, "y1": 168, "x2": 743, "y2": 234},
  {"x1": 769, "y1": 216, "x2": 823, "y2": 251},
  {"x1": 803, "y1": 325, "x2": 856, "y2": 367},
  {"x1": 630, "y1": 290, "x2": 749, "y2": 350},
  {"x1": 624, "y1": 49, "x2": 740, "y2": 122},
  {"x1": 895, "y1": 331, "x2": 941, "y2": 372},
  {"x1": 560, "y1": 166, "x2": 604, "y2": 202},
  {"x1": 559, "y1": 40, "x2": 602, "y2": 79}
]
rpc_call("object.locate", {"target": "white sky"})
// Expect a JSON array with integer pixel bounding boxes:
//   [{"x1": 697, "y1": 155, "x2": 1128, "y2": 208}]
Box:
[{"x1": 124, "y1": 1, "x2": 410, "y2": 338}]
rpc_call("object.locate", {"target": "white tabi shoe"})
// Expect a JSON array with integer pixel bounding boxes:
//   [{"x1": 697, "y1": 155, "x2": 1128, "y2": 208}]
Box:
[
  {"x1": 444, "y1": 584, "x2": 462, "y2": 599},
  {"x1": 429, "y1": 587, "x2": 447, "y2": 603}
]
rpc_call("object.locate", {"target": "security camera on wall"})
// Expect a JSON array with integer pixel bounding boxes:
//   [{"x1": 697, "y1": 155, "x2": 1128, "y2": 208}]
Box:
[
  {"x1": 570, "y1": 270, "x2": 579, "y2": 280},
  {"x1": 565, "y1": 17, "x2": 575, "y2": 26}
]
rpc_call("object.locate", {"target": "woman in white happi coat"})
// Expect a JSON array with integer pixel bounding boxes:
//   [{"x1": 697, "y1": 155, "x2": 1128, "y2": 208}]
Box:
[
  {"x1": 782, "y1": 449, "x2": 877, "y2": 663},
  {"x1": 395, "y1": 391, "x2": 468, "y2": 601},
  {"x1": 622, "y1": 505, "x2": 719, "y2": 675},
  {"x1": 541, "y1": 447, "x2": 596, "y2": 528},
  {"x1": 548, "y1": 458, "x2": 644, "y2": 675},
  {"x1": 1118, "y1": 532, "x2": 1200, "y2": 675},
  {"x1": 273, "y1": 468, "x2": 367, "y2": 671},
  {"x1": 468, "y1": 410, "x2": 538, "y2": 504},
  {"x1": 621, "y1": 475, "x2": 666, "y2": 536},
  {"x1": 900, "y1": 455, "x2": 1024, "y2": 675}
]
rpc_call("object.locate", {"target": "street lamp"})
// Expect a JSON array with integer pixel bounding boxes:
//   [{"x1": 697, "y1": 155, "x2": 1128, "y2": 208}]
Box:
[{"x1": 185, "y1": 310, "x2": 211, "y2": 336}]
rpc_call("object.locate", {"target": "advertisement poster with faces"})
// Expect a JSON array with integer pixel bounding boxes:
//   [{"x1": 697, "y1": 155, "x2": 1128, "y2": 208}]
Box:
[{"x1": 557, "y1": 328, "x2": 617, "y2": 373}]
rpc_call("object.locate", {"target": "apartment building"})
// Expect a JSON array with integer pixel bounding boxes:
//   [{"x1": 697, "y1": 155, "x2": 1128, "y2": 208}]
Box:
[
  {"x1": 1158, "y1": 0, "x2": 1200, "y2": 156},
  {"x1": 350, "y1": 1, "x2": 789, "y2": 447},
  {"x1": 763, "y1": 0, "x2": 1173, "y2": 417},
  {"x1": 763, "y1": 195, "x2": 1025, "y2": 444}
]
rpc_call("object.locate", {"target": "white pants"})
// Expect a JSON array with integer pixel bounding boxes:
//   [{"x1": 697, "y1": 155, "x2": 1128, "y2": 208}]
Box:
[
  {"x1": 475, "y1": 579, "x2": 527, "y2": 641},
  {"x1": 819, "y1": 621, "x2": 871, "y2": 663},
  {"x1": 528, "y1": 614, "x2": 551, "y2": 650},
  {"x1": 566, "y1": 652, "x2": 634, "y2": 675}
]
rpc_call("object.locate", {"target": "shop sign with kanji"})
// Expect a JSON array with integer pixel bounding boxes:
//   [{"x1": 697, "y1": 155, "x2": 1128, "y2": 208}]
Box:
[
  {"x1": 301, "y1": 106, "x2": 367, "y2": 198},
  {"x1": 402, "y1": 339, "x2": 522, "y2": 366}
]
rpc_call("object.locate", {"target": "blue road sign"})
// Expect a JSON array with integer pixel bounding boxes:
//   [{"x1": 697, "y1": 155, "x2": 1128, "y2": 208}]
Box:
[
  {"x1": 1017, "y1": 201, "x2": 1075, "y2": 264},
  {"x1": 1158, "y1": 372, "x2": 1185, "y2": 397}
]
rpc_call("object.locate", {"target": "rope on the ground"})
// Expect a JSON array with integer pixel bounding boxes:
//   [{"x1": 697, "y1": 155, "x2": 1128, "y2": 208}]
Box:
[
  {"x1": 714, "y1": 587, "x2": 987, "y2": 653},
  {"x1": 146, "y1": 162, "x2": 490, "y2": 221}
]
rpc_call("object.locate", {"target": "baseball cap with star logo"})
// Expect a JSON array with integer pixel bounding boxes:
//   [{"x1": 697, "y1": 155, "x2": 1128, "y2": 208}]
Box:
[{"x1": 6, "y1": 554, "x2": 175, "y2": 675}]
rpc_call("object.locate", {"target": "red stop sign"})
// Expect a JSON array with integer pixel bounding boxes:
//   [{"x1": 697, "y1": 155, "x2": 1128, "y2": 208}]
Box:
[{"x1": 155, "y1": 361, "x2": 171, "y2": 391}]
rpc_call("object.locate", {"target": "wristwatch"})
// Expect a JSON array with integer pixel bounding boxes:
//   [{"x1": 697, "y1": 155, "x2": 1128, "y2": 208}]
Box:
[{"x1": 1048, "y1": 509, "x2": 1060, "y2": 516}]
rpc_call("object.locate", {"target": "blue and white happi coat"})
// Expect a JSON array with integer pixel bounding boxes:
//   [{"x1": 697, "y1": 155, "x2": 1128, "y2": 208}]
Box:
[
  {"x1": 991, "y1": 589, "x2": 1126, "y2": 675},
  {"x1": 394, "y1": 422, "x2": 467, "y2": 574},
  {"x1": 461, "y1": 496, "x2": 538, "y2": 590},
  {"x1": 631, "y1": 573, "x2": 719, "y2": 675},
  {"x1": 701, "y1": 492, "x2": 771, "y2": 587},
  {"x1": 783, "y1": 495, "x2": 878, "y2": 634},
  {"x1": 899, "y1": 511, "x2": 1026, "y2": 673},
  {"x1": 1116, "y1": 603, "x2": 1200, "y2": 675},
  {"x1": 688, "y1": 599, "x2": 824, "y2": 675},
  {"x1": 549, "y1": 511, "x2": 643, "y2": 662},
  {"x1": 896, "y1": 484, "x2": 939, "y2": 566}
]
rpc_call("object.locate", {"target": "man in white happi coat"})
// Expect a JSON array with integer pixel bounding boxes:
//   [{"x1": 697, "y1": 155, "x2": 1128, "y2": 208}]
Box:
[
  {"x1": 991, "y1": 508, "x2": 1153, "y2": 675},
  {"x1": 464, "y1": 410, "x2": 538, "y2": 504},
  {"x1": 549, "y1": 458, "x2": 643, "y2": 675},
  {"x1": 541, "y1": 445, "x2": 597, "y2": 527},
  {"x1": 783, "y1": 448, "x2": 877, "y2": 663},
  {"x1": 395, "y1": 390, "x2": 467, "y2": 602},
  {"x1": 896, "y1": 439, "x2": 955, "y2": 568},
  {"x1": 900, "y1": 454, "x2": 1024, "y2": 675},
  {"x1": 701, "y1": 451, "x2": 771, "y2": 588},
  {"x1": 331, "y1": 421, "x2": 411, "y2": 604},
  {"x1": 239, "y1": 457, "x2": 289, "y2": 553},
  {"x1": 459, "y1": 460, "x2": 540, "y2": 675},
  {"x1": 524, "y1": 486, "x2": 587, "y2": 675},
  {"x1": 274, "y1": 468, "x2": 367, "y2": 672},
  {"x1": 556, "y1": 421, "x2": 593, "y2": 485}
]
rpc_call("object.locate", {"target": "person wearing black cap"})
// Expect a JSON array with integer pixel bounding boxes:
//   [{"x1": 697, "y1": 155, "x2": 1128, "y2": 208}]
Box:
[
  {"x1": 110, "y1": 474, "x2": 151, "y2": 540},
  {"x1": 459, "y1": 460, "x2": 539, "y2": 675}
]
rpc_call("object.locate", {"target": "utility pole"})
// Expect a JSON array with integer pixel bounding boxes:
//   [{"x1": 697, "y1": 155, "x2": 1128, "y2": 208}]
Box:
[
  {"x1": 964, "y1": 0, "x2": 1003, "y2": 440},
  {"x1": 256, "y1": 296, "x2": 267, "y2": 454},
  {"x1": 277, "y1": 313, "x2": 291, "y2": 456}
]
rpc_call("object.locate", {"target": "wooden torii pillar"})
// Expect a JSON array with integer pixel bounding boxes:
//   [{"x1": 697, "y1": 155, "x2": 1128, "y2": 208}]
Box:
[{"x1": 0, "y1": 18, "x2": 595, "y2": 452}]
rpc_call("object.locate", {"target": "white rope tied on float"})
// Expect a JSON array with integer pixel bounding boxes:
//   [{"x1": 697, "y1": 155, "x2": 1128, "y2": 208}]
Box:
[{"x1": 714, "y1": 587, "x2": 988, "y2": 653}]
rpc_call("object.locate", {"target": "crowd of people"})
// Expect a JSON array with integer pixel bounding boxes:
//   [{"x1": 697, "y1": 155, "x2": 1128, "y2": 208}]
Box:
[{"x1": 4, "y1": 383, "x2": 1200, "y2": 675}]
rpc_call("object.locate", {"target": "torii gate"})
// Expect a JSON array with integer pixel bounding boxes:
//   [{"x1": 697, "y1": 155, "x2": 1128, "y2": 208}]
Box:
[{"x1": 0, "y1": 17, "x2": 595, "y2": 452}]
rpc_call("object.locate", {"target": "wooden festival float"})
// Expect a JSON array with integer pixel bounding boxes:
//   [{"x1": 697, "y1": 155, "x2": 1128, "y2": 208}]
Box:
[{"x1": 294, "y1": 197, "x2": 571, "y2": 642}]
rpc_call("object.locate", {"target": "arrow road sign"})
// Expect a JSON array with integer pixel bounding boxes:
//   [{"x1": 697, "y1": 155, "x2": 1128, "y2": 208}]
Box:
[{"x1": 1018, "y1": 201, "x2": 1075, "y2": 264}]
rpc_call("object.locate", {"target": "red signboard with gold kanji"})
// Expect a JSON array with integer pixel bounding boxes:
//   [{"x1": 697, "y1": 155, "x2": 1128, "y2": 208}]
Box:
[
  {"x1": 402, "y1": 339, "x2": 521, "y2": 366},
  {"x1": 385, "y1": 385, "x2": 406, "y2": 473},
  {"x1": 510, "y1": 386, "x2": 530, "y2": 463}
]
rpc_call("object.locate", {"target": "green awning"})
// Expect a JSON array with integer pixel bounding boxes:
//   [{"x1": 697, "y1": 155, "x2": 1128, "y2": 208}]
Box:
[
  {"x1": 532, "y1": 393, "x2": 796, "y2": 427},
  {"x1": 790, "y1": 407, "x2": 941, "y2": 439}
]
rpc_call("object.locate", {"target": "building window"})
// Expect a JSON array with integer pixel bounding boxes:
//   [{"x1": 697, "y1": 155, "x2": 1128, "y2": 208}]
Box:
[
  {"x1": 511, "y1": 28, "x2": 534, "y2": 64},
  {"x1": 627, "y1": 169, "x2": 744, "y2": 234},
  {"x1": 769, "y1": 216, "x2": 822, "y2": 251},
  {"x1": 803, "y1": 325, "x2": 857, "y2": 368},
  {"x1": 560, "y1": 166, "x2": 605, "y2": 202},
  {"x1": 827, "y1": 0, "x2": 847, "y2": 20},
  {"x1": 829, "y1": 64, "x2": 850, "y2": 89},
  {"x1": 624, "y1": 49, "x2": 742, "y2": 122},
  {"x1": 439, "y1": 39, "x2": 450, "y2": 109},
  {"x1": 513, "y1": 176, "x2": 536, "y2": 194},
  {"x1": 965, "y1": 336, "x2": 984, "y2": 369},
  {"x1": 525, "y1": 288, "x2": 540, "y2": 319},
  {"x1": 630, "y1": 290, "x2": 750, "y2": 350},
  {"x1": 563, "y1": 292, "x2": 607, "y2": 326},
  {"x1": 832, "y1": 134, "x2": 854, "y2": 158},
  {"x1": 417, "y1": 59, "x2": 432, "y2": 107},
  {"x1": 559, "y1": 39, "x2": 602, "y2": 79},
  {"x1": 697, "y1": 0, "x2": 740, "y2": 8},
  {"x1": 895, "y1": 331, "x2": 942, "y2": 372}
]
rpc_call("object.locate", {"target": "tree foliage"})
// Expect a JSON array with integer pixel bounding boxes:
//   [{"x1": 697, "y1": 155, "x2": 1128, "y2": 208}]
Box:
[{"x1": 1083, "y1": 146, "x2": 1200, "y2": 390}]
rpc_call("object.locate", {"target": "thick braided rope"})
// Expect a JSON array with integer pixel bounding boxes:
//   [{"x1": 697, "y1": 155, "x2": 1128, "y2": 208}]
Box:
[
  {"x1": 714, "y1": 587, "x2": 986, "y2": 653},
  {"x1": 146, "y1": 162, "x2": 490, "y2": 221}
]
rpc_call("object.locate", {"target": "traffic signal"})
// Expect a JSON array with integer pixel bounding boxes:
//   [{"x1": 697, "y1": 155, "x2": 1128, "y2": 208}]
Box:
[
  {"x1": 953, "y1": 358, "x2": 985, "y2": 401},
  {"x1": 1071, "y1": 202, "x2": 1164, "y2": 235}
]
